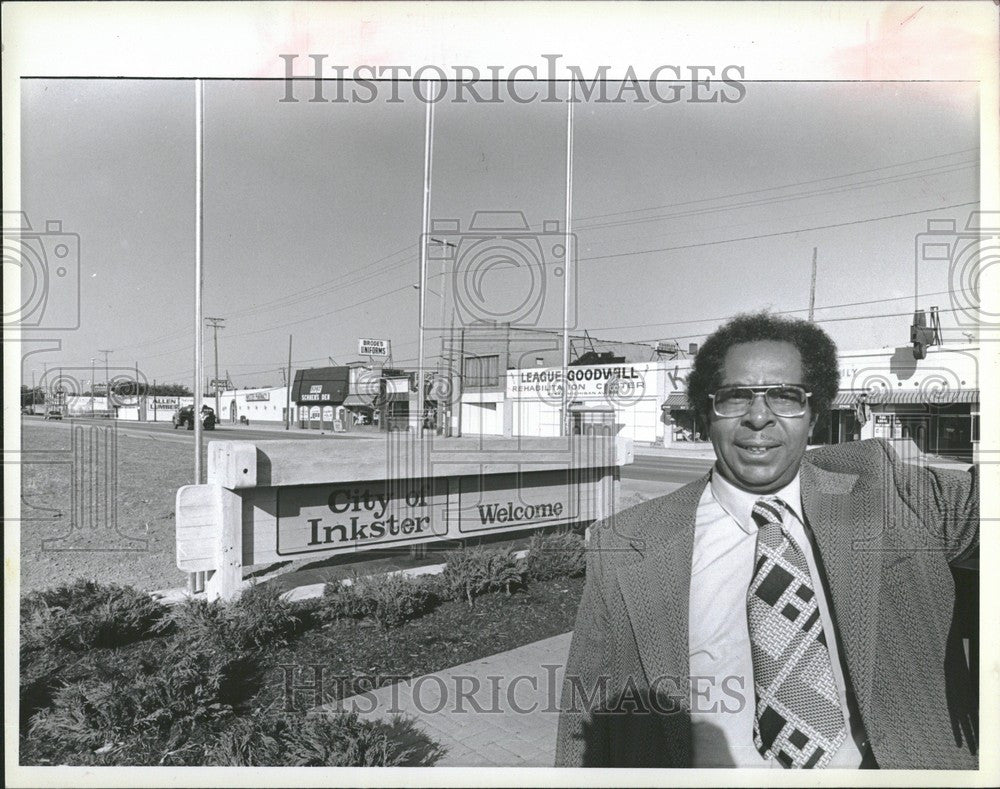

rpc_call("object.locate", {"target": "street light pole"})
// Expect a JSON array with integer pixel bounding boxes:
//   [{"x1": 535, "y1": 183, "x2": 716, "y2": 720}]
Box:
[
  {"x1": 194, "y1": 78, "x2": 205, "y2": 487},
  {"x1": 91, "y1": 357, "x2": 96, "y2": 416},
  {"x1": 416, "y1": 79, "x2": 435, "y2": 435}
]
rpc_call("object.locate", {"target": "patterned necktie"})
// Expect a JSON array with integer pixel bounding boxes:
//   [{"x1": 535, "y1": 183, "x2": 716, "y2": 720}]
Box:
[{"x1": 746, "y1": 496, "x2": 846, "y2": 768}]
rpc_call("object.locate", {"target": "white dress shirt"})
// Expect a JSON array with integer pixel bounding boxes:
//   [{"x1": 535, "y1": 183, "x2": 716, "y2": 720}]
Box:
[{"x1": 687, "y1": 470, "x2": 864, "y2": 768}]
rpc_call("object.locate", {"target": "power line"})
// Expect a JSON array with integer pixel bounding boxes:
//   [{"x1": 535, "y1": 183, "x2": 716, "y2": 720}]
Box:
[
  {"x1": 629, "y1": 305, "x2": 968, "y2": 344},
  {"x1": 575, "y1": 161, "x2": 976, "y2": 234},
  {"x1": 587, "y1": 289, "x2": 957, "y2": 333},
  {"x1": 575, "y1": 201, "x2": 979, "y2": 264},
  {"x1": 570, "y1": 147, "x2": 978, "y2": 226},
  {"x1": 111, "y1": 149, "x2": 976, "y2": 355}
]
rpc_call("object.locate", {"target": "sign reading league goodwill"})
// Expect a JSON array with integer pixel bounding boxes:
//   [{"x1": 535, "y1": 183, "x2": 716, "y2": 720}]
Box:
[
  {"x1": 507, "y1": 363, "x2": 652, "y2": 400},
  {"x1": 358, "y1": 338, "x2": 390, "y2": 357}
]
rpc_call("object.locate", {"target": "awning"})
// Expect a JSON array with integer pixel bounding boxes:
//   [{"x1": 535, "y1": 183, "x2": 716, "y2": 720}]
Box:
[
  {"x1": 832, "y1": 389, "x2": 979, "y2": 407},
  {"x1": 291, "y1": 366, "x2": 349, "y2": 404},
  {"x1": 342, "y1": 394, "x2": 374, "y2": 407},
  {"x1": 661, "y1": 393, "x2": 690, "y2": 409},
  {"x1": 373, "y1": 391, "x2": 410, "y2": 406}
]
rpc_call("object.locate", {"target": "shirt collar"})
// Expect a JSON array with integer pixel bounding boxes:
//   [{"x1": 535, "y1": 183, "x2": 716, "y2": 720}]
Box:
[{"x1": 709, "y1": 467, "x2": 805, "y2": 535}]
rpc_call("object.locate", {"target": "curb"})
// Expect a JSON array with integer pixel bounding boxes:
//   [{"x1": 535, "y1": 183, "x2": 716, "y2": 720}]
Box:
[{"x1": 150, "y1": 549, "x2": 531, "y2": 606}]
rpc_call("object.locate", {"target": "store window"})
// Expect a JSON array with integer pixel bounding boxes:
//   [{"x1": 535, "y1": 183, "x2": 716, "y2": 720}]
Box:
[{"x1": 464, "y1": 354, "x2": 500, "y2": 387}]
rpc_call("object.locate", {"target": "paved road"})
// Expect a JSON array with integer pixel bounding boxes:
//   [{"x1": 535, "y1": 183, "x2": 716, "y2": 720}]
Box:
[
  {"x1": 21, "y1": 415, "x2": 375, "y2": 444},
  {"x1": 623, "y1": 453, "x2": 714, "y2": 484},
  {"x1": 24, "y1": 418, "x2": 717, "y2": 479}
]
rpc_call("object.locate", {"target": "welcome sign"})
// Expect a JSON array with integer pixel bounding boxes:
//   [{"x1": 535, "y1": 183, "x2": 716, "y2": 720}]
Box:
[
  {"x1": 276, "y1": 482, "x2": 447, "y2": 556},
  {"x1": 273, "y1": 469, "x2": 580, "y2": 556},
  {"x1": 176, "y1": 436, "x2": 630, "y2": 600}
]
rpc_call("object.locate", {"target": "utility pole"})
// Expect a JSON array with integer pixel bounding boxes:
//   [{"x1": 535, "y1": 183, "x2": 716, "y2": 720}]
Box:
[
  {"x1": 447, "y1": 309, "x2": 456, "y2": 436},
  {"x1": 285, "y1": 335, "x2": 293, "y2": 430},
  {"x1": 205, "y1": 316, "x2": 226, "y2": 415},
  {"x1": 456, "y1": 326, "x2": 464, "y2": 438},
  {"x1": 98, "y1": 349, "x2": 112, "y2": 408},
  {"x1": 808, "y1": 247, "x2": 817, "y2": 321},
  {"x1": 560, "y1": 95, "x2": 574, "y2": 437}
]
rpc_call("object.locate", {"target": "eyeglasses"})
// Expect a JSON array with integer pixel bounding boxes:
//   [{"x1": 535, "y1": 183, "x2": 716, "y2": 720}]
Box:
[{"x1": 709, "y1": 384, "x2": 812, "y2": 418}]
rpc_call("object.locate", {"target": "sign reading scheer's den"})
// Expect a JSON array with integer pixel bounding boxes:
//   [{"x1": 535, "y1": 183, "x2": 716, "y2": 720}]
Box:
[{"x1": 275, "y1": 470, "x2": 581, "y2": 556}]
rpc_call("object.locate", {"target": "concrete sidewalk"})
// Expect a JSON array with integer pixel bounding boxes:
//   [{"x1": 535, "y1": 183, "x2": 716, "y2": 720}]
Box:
[{"x1": 331, "y1": 632, "x2": 572, "y2": 767}]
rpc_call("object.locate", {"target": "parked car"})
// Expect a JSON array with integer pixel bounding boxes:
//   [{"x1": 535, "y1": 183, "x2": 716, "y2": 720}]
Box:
[
  {"x1": 172, "y1": 404, "x2": 216, "y2": 430},
  {"x1": 43, "y1": 408, "x2": 63, "y2": 420}
]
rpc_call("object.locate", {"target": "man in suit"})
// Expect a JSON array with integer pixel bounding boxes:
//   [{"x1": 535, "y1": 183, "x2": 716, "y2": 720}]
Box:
[{"x1": 555, "y1": 312, "x2": 978, "y2": 769}]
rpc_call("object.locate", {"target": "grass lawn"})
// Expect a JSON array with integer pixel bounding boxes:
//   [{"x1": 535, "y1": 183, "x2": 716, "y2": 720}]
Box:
[{"x1": 19, "y1": 422, "x2": 195, "y2": 593}]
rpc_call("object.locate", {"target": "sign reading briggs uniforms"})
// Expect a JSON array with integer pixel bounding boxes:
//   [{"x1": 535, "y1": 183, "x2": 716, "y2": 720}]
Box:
[{"x1": 358, "y1": 338, "x2": 390, "y2": 357}]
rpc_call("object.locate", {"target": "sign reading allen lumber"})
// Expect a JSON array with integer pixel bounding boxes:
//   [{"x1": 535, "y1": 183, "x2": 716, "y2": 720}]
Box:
[{"x1": 274, "y1": 470, "x2": 578, "y2": 556}]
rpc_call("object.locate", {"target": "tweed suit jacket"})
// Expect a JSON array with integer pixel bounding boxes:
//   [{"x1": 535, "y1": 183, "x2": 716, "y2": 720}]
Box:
[{"x1": 555, "y1": 438, "x2": 979, "y2": 769}]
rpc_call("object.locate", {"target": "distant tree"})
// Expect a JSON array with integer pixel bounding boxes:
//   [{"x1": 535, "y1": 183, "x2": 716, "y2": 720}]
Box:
[
  {"x1": 21, "y1": 385, "x2": 46, "y2": 406},
  {"x1": 150, "y1": 383, "x2": 193, "y2": 397}
]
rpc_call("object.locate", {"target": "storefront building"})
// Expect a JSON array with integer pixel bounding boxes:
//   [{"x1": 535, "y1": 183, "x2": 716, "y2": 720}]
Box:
[
  {"x1": 457, "y1": 323, "x2": 663, "y2": 438},
  {"x1": 827, "y1": 345, "x2": 979, "y2": 460},
  {"x1": 219, "y1": 386, "x2": 289, "y2": 424},
  {"x1": 506, "y1": 361, "x2": 664, "y2": 443},
  {"x1": 291, "y1": 367, "x2": 350, "y2": 430},
  {"x1": 660, "y1": 345, "x2": 979, "y2": 460}
]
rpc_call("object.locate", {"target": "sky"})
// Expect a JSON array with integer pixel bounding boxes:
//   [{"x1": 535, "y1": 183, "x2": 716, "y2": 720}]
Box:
[{"x1": 20, "y1": 78, "x2": 980, "y2": 390}]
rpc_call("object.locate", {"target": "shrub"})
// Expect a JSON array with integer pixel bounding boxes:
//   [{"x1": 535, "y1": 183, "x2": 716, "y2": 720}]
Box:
[
  {"x1": 320, "y1": 576, "x2": 369, "y2": 623},
  {"x1": 21, "y1": 579, "x2": 168, "y2": 653},
  {"x1": 22, "y1": 581, "x2": 320, "y2": 766},
  {"x1": 169, "y1": 581, "x2": 310, "y2": 655},
  {"x1": 321, "y1": 572, "x2": 436, "y2": 629},
  {"x1": 27, "y1": 638, "x2": 254, "y2": 765},
  {"x1": 440, "y1": 546, "x2": 524, "y2": 608},
  {"x1": 523, "y1": 530, "x2": 587, "y2": 581},
  {"x1": 206, "y1": 710, "x2": 414, "y2": 766},
  {"x1": 20, "y1": 579, "x2": 169, "y2": 728}
]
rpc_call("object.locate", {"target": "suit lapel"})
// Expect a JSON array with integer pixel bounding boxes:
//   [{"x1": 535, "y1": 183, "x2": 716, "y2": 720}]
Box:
[
  {"x1": 615, "y1": 476, "x2": 707, "y2": 705},
  {"x1": 800, "y1": 459, "x2": 883, "y2": 728},
  {"x1": 611, "y1": 461, "x2": 885, "y2": 732}
]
